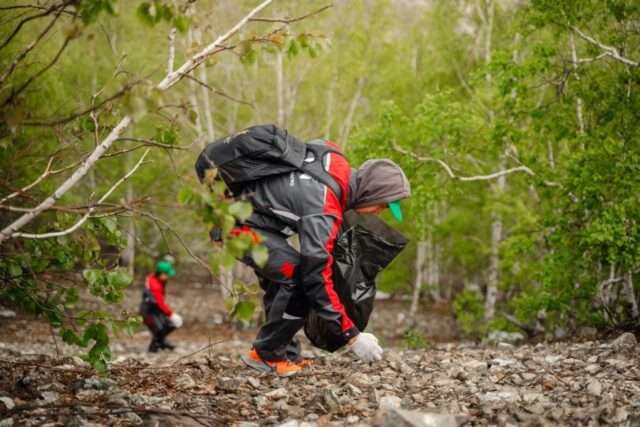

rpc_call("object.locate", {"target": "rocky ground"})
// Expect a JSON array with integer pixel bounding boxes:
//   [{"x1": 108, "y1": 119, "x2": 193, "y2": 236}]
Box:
[{"x1": 0, "y1": 281, "x2": 639, "y2": 426}]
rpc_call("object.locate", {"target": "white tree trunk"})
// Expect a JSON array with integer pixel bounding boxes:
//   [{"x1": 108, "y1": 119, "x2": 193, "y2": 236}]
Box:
[
  {"x1": 485, "y1": 164, "x2": 506, "y2": 321},
  {"x1": 569, "y1": 35, "x2": 585, "y2": 135},
  {"x1": 625, "y1": 271, "x2": 639, "y2": 319},
  {"x1": 276, "y1": 50, "x2": 285, "y2": 126},
  {"x1": 339, "y1": 76, "x2": 365, "y2": 150},
  {"x1": 122, "y1": 181, "x2": 136, "y2": 276},
  {"x1": 324, "y1": 75, "x2": 336, "y2": 138},
  {"x1": 410, "y1": 239, "x2": 427, "y2": 317}
]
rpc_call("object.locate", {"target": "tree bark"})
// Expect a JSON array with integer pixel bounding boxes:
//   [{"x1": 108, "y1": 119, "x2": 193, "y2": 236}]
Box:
[
  {"x1": 410, "y1": 239, "x2": 427, "y2": 317},
  {"x1": 485, "y1": 160, "x2": 506, "y2": 321},
  {"x1": 275, "y1": 49, "x2": 285, "y2": 126},
  {"x1": 625, "y1": 271, "x2": 639, "y2": 319}
]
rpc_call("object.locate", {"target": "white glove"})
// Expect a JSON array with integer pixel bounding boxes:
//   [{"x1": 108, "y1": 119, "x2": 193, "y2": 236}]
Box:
[
  {"x1": 348, "y1": 332, "x2": 383, "y2": 362},
  {"x1": 169, "y1": 313, "x2": 183, "y2": 328}
]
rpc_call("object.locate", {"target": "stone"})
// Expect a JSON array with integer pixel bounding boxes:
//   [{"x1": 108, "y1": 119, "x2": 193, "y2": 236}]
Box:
[
  {"x1": 124, "y1": 411, "x2": 143, "y2": 426},
  {"x1": 486, "y1": 331, "x2": 525, "y2": 345},
  {"x1": 585, "y1": 364, "x2": 600, "y2": 374},
  {"x1": 0, "y1": 418, "x2": 13, "y2": 427},
  {"x1": 447, "y1": 368, "x2": 466, "y2": 381},
  {"x1": 176, "y1": 373, "x2": 196, "y2": 389},
  {"x1": 379, "y1": 394, "x2": 402, "y2": 410},
  {"x1": 266, "y1": 388, "x2": 288, "y2": 399},
  {"x1": 0, "y1": 397, "x2": 14, "y2": 411},
  {"x1": 346, "y1": 415, "x2": 360, "y2": 424},
  {"x1": 0, "y1": 308, "x2": 16, "y2": 318},
  {"x1": 82, "y1": 377, "x2": 115, "y2": 390},
  {"x1": 461, "y1": 360, "x2": 487, "y2": 372},
  {"x1": 76, "y1": 389, "x2": 104, "y2": 400},
  {"x1": 246, "y1": 377, "x2": 260, "y2": 389},
  {"x1": 480, "y1": 390, "x2": 520, "y2": 403},
  {"x1": 238, "y1": 423, "x2": 260, "y2": 427},
  {"x1": 374, "y1": 407, "x2": 470, "y2": 427},
  {"x1": 544, "y1": 354, "x2": 564, "y2": 364},
  {"x1": 275, "y1": 421, "x2": 299, "y2": 427},
  {"x1": 40, "y1": 391, "x2": 59, "y2": 403},
  {"x1": 611, "y1": 332, "x2": 637, "y2": 350},
  {"x1": 274, "y1": 399, "x2": 289, "y2": 411},
  {"x1": 497, "y1": 342, "x2": 515, "y2": 350},
  {"x1": 587, "y1": 379, "x2": 602, "y2": 396},
  {"x1": 323, "y1": 389, "x2": 341, "y2": 411}
]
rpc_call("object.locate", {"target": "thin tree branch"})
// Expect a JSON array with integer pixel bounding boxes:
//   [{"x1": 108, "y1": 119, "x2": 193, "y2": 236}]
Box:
[
  {"x1": 0, "y1": 155, "x2": 55, "y2": 204},
  {"x1": 0, "y1": 5, "x2": 66, "y2": 86},
  {"x1": 3, "y1": 35, "x2": 74, "y2": 107},
  {"x1": 22, "y1": 79, "x2": 140, "y2": 127},
  {"x1": 130, "y1": 207, "x2": 214, "y2": 277},
  {"x1": 570, "y1": 26, "x2": 639, "y2": 67},
  {"x1": 0, "y1": 2, "x2": 69, "y2": 52},
  {"x1": 179, "y1": 72, "x2": 254, "y2": 107},
  {"x1": 392, "y1": 141, "x2": 538, "y2": 182},
  {"x1": 12, "y1": 149, "x2": 150, "y2": 239},
  {"x1": 157, "y1": 0, "x2": 275, "y2": 90},
  {"x1": 115, "y1": 137, "x2": 190, "y2": 150},
  {"x1": 0, "y1": 116, "x2": 132, "y2": 244},
  {"x1": 249, "y1": 4, "x2": 332, "y2": 24}
]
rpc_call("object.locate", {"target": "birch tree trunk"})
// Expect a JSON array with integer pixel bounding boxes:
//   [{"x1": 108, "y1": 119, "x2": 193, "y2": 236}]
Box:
[
  {"x1": 339, "y1": 76, "x2": 365, "y2": 150},
  {"x1": 485, "y1": 166, "x2": 505, "y2": 321},
  {"x1": 122, "y1": 181, "x2": 136, "y2": 276},
  {"x1": 410, "y1": 239, "x2": 427, "y2": 317},
  {"x1": 275, "y1": 50, "x2": 285, "y2": 126},
  {"x1": 625, "y1": 271, "x2": 639, "y2": 319},
  {"x1": 324, "y1": 74, "x2": 336, "y2": 138}
]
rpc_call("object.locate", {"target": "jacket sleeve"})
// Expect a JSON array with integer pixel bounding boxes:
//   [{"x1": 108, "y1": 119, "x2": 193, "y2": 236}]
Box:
[
  {"x1": 148, "y1": 278, "x2": 173, "y2": 316},
  {"x1": 298, "y1": 213, "x2": 359, "y2": 345}
]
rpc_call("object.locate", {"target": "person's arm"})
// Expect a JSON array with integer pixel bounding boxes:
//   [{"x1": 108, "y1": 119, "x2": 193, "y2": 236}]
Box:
[
  {"x1": 298, "y1": 213, "x2": 359, "y2": 346},
  {"x1": 148, "y1": 278, "x2": 173, "y2": 316}
]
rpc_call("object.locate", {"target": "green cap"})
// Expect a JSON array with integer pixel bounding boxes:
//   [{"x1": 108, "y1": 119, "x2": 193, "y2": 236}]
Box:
[
  {"x1": 388, "y1": 200, "x2": 403, "y2": 222},
  {"x1": 156, "y1": 260, "x2": 176, "y2": 277}
]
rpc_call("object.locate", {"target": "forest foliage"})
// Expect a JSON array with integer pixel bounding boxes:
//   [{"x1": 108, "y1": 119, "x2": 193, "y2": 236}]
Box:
[{"x1": 1, "y1": 0, "x2": 640, "y2": 369}]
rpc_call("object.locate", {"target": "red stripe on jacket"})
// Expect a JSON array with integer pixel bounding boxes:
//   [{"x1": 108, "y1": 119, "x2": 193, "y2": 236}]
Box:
[
  {"x1": 320, "y1": 151, "x2": 354, "y2": 332},
  {"x1": 146, "y1": 274, "x2": 173, "y2": 316}
]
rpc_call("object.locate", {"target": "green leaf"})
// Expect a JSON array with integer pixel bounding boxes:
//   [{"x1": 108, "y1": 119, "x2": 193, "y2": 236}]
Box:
[
  {"x1": 287, "y1": 39, "x2": 300, "y2": 59},
  {"x1": 251, "y1": 245, "x2": 269, "y2": 268},
  {"x1": 233, "y1": 301, "x2": 256, "y2": 322},
  {"x1": 229, "y1": 201, "x2": 252, "y2": 221},
  {"x1": 220, "y1": 251, "x2": 236, "y2": 269},
  {"x1": 173, "y1": 15, "x2": 191, "y2": 33}
]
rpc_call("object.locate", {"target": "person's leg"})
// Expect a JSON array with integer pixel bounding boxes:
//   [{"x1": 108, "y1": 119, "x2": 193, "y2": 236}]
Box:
[
  {"x1": 157, "y1": 318, "x2": 177, "y2": 350},
  {"x1": 143, "y1": 310, "x2": 164, "y2": 353},
  {"x1": 240, "y1": 229, "x2": 308, "y2": 362},
  {"x1": 253, "y1": 279, "x2": 309, "y2": 361}
]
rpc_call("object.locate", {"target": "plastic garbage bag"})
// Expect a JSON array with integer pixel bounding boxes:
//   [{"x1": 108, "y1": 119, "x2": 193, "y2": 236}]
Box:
[{"x1": 303, "y1": 210, "x2": 408, "y2": 352}]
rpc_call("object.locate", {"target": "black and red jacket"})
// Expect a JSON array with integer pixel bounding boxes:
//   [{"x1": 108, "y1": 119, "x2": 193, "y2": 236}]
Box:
[
  {"x1": 141, "y1": 274, "x2": 173, "y2": 316},
  {"x1": 241, "y1": 140, "x2": 359, "y2": 342}
]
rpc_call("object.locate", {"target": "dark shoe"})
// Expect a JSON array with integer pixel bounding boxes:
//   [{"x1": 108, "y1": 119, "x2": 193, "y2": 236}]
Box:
[
  {"x1": 160, "y1": 341, "x2": 176, "y2": 351},
  {"x1": 148, "y1": 340, "x2": 161, "y2": 353}
]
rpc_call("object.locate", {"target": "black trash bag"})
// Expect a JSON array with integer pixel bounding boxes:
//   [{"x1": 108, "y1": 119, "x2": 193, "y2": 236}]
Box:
[{"x1": 303, "y1": 210, "x2": 408, "y2": 352}]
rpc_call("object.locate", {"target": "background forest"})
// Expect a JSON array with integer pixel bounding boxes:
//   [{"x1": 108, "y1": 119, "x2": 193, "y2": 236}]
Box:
[{"x1": 1, "y1": 0, "x2": 640, "y2": 368}]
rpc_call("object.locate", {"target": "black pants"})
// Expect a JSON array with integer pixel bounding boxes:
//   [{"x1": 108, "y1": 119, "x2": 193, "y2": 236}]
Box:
[
  {"x1": 142, "y1": 306, "x2": 176, "y2": 351},
  {"x1": 242, "y1": 228, "x2": 309, "y2": 362}
]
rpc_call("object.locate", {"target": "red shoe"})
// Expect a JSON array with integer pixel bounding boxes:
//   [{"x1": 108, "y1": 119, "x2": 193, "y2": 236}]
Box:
[{"x1": 240, "y1": 349, "x2": 304, "y2": 377}]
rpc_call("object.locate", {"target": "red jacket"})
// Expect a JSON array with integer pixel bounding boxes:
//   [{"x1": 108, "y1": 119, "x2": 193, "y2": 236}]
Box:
[{"x1": 145, "y1": 274, "x2": 173, "y2": 316}]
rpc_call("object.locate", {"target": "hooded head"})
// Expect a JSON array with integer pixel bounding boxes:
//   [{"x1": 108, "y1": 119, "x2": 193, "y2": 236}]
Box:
[{"x1": 350, "y1": 159, "x2": 411, "y2": 220}]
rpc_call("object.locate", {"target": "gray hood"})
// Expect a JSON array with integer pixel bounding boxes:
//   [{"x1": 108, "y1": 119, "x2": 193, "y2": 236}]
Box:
[{"x1": 348, "y1": 159, "x2": 411, "y2": 209}]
